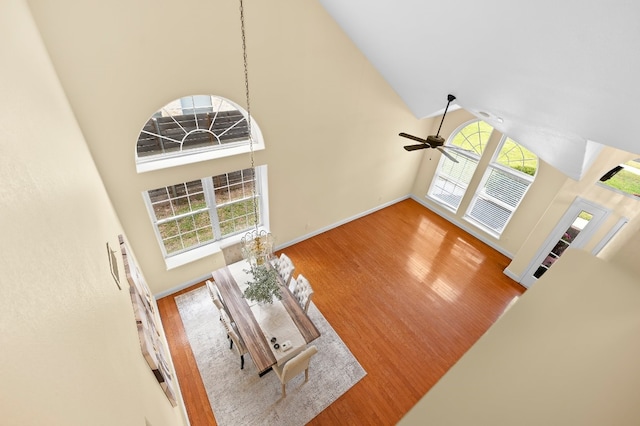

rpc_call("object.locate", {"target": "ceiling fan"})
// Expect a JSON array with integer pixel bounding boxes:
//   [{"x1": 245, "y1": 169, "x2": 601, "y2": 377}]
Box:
[{"x1": 399, "y1": 94, "x2": 468, "y2": 163}]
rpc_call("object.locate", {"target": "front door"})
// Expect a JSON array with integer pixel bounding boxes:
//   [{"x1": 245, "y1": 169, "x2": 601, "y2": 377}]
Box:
[{"x1": 520, "y1": 197, "x2": 610, "y2": 287}]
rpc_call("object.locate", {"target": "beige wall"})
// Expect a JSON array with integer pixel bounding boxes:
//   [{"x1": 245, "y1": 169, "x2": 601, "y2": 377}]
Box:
[
  {"x1": 399, "y1": 249, "x2": 640, "y2": 425},
  {"x1": 1, "y1": 1, "x2": 186, "y2": 425},
  {"x1": 26, "y1": 0, "x2": 427, "y2": 295}
]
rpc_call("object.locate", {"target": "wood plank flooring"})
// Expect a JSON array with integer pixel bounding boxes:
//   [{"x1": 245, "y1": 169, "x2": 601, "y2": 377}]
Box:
[{"x1": 157, "y1": 198, "x2": 525, "y2": 425}]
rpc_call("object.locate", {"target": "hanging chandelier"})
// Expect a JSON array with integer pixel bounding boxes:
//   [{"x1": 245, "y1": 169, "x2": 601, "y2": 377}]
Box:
[{"x1": 238, "y1": 0, "x2": 273, "y2": 267}]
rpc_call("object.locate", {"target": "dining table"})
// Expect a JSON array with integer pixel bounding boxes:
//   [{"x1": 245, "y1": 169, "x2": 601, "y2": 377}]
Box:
[{"x1": 211, "y1": 259, "x2": 320, "y2": 376}]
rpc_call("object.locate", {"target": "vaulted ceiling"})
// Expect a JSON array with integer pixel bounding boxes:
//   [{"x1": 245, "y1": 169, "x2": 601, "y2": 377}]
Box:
[{"x1": 318, "y1": 0, "x2": 640, "y2": 179}]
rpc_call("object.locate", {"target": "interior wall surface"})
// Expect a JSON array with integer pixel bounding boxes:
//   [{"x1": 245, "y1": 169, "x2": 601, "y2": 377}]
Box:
[
  {"x1": 399, "y1": 249, "x2": 640, "y2": 425},
  {"x1": 27, "y1": 0, "x2": 426, "y2": 295},
  {"x1": 1, "y1": 1, "x2": 186, "y2": 425}
]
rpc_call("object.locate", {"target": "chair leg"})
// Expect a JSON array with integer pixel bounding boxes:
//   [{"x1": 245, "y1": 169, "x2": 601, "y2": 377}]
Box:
[
  {"x1": 229, "y1": 339, "x2": 233, "y2": 350},
  {"x1": 305, "y1": 368, "x2": 309, "y2": 382},
  {"x1": 240, "y1": 354, "x2": 244, "y2": 369},
  {"x1": 281, "y1": 383, "x2": 286, "y2": 398}
]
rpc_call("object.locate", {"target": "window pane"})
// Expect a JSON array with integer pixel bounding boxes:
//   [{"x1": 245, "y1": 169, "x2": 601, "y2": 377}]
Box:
[
  {"x1": 213, "y1": 168, "x2": 255, "y2": 204},
  {"x1": 152, "y1": 200, "x2": 173, "y2": 220},
  {"x1": 451, "y1": 120, "x2": 493, "y2": 155},
  {"x1": 429, "y1": 155, "x2": 478, "y2": 210},
  {"x1": 163, "y1": 236, "x2": 183, "y2": 255},
  {"x1": 218, "y1": 198, "x2": 257, "y2": 237},
  {"x1": 158, "y1": 221, "x2": 178, "y2": 239},
  {"x1": 484, "y1": 168, "x2": 530, "y2": 208},
  {"x1": 495, "y1": 137, "x2": 538, "y2": 176}
]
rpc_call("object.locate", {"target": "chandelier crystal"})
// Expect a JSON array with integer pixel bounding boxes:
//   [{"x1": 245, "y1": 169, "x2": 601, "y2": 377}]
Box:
[{"x1": 241, "y1": 229, "x2": 274, "y2": 267}]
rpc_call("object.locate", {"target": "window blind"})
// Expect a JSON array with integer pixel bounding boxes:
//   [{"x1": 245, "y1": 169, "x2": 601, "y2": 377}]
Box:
[{"x1": 466, "y1": 166, "x2": 531, "y2": 233}]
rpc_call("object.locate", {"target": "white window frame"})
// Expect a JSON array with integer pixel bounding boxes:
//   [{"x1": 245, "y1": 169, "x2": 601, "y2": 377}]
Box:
[
  {"x1": 143, "y1": 165, "x2": 269, "y2": 270},
  {"x1": 463, "y1": 136, "x2": 536, "y2": 237}
]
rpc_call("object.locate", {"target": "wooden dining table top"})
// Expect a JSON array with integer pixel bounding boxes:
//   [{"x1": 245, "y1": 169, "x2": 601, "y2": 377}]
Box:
[{"x1": 212, "y1": 260, "x2": 320, "y2": 375}]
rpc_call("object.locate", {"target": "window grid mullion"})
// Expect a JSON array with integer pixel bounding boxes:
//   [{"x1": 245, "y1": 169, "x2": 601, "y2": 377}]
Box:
[{"x1": 202, "y1": 177, "x2": 221, "y2": 240}]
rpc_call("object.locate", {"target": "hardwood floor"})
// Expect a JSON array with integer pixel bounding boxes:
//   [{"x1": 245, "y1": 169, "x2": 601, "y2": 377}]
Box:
[{"x1": 157, "y1": 198, "x2": 525, "y2": 425}]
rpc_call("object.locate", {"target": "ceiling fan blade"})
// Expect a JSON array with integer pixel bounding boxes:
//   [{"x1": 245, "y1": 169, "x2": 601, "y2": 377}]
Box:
[
  {"x1": 399, "y1": 132, "x2": 428, "y2": 143},
  {"x1": 437, "y1": 147, "x2": 459, "y2": 163},
  {"x1": 404, "y1": 144, "x2": 429, "y2": 151}
]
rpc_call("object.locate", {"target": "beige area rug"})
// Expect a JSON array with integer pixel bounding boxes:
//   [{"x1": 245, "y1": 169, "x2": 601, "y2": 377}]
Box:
[{"x1": 175, "y1": 286, "x2": 366, "y2": 426}]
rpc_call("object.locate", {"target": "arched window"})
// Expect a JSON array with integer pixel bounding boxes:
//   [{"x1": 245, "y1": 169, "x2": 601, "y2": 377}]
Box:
[
  {"x1": 464, "y1": 137, "x2": 538, "y2": 236},
  {"x1": 137, "y1": 94, "x2": 269, "y2": 268},
  {"x1": 135, "y1": 95, "x2": 264, "y2": 173},
  {"x1": 428, "y1": 120, "x2": 493, "y2": 211}
]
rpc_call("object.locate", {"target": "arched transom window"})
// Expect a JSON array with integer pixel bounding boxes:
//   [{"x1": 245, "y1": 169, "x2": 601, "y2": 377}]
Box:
[{"x1": 136, "y1": 95, "x2": 264, "y2": 173}]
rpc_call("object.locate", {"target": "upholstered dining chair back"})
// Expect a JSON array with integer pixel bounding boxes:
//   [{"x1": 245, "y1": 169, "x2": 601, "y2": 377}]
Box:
[
  {"x1": 220, "y1": 240, "x2": 244, "y2": 265},
  {"x1": 206, "y1": 280, "x2": 224, "y2": 312},
  {"x1": 276, "y1": 253, "x2": 295, "y2": 289},
  {"x1": 272, "y1": 345, "x2": 318, "y2": 398},
  {"x1": 292, "y1": 274, "x2": 314, "y2": 313},
  {"x1": 219, "y1": 307, "x2": 248, "y2": 369}
]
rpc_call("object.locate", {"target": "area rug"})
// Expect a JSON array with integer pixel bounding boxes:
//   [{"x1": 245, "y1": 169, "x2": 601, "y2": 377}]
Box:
[{"x1": 175, "y1": 285, "x2": 366, "y2": 426}]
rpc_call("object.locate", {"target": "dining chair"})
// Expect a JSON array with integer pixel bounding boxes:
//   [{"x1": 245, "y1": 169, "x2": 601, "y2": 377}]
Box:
[
  {"x1": 220, "y1": 240, "x2": 244, "y2": 265},
  {"x1": 205, "y1": 280, "x2": 224, "y2": 313},
  {"x1": 292, "y1": 274, "x2": 314, "y2": 313},
  {"x1": 275, "y1": 253, "x2": 295, "y2": 289},
  {"x1": 219, "y1": 307, "x2": 249, "y2": 369},
  {"x1": 272, "y1": 345, "x2": 318, "y2": 398}
]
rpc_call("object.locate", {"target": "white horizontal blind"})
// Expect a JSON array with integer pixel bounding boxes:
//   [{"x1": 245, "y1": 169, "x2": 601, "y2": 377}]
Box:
[
  {"x1": 429, "y1": 153, "x2": 479, "y2": 211},
  {"x1": 466, "y1": 164, "x2": 532, "y2": 234}
]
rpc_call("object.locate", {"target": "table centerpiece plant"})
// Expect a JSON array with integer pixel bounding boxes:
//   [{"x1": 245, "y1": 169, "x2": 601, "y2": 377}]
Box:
[{"x1": 243, "y1": 264, "x2": 282, "y2": 305}]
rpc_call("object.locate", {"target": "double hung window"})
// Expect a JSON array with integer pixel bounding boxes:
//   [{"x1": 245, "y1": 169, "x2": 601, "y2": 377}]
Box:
[
  {"x1": 464, "y1": 137, "x2": 537, "y2": 236},
  {"x1": 144, "y1": 167, "x2": 266, "y2": 258}
]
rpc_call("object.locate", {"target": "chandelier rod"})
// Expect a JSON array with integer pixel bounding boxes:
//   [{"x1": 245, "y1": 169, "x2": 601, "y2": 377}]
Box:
[{"x1": 239, "y1": 0, "x2": 259, "y2": 233}]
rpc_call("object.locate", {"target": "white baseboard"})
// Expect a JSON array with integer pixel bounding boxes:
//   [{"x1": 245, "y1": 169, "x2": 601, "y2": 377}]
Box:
[
  {"x1": 274, "y1": 195, "x2": 411, "y2": 251},
  {"x1": 502, "y1": 268, "x2": 521, "y2": 283}
]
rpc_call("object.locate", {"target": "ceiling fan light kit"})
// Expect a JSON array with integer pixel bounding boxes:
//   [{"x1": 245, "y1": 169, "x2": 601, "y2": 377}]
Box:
[{"x1": 399, "y1": 94, "x2": 460, "y2": 163}]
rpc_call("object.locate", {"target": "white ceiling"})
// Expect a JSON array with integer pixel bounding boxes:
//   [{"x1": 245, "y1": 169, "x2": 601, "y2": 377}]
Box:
[{"x1": 317, "y1": 0, "x2": 640, "y2": 179}]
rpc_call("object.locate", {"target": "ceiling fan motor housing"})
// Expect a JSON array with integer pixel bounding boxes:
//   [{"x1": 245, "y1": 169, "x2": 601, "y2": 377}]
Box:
[{"x1": 426, "y1": 134, "x2": 445, "y2": 147}]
